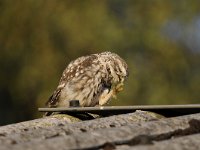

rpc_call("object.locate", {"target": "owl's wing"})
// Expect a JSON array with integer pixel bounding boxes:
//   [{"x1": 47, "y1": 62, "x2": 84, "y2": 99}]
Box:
[
  {"x1": 45, "y1": 86, "x2": 63, "y2": 107},
  {"x1": 45, "y1": 54, "x2": 98, "y2": 108},
  {"x1": 45, "y1": 81, "x2": 67, "y2": 116}
]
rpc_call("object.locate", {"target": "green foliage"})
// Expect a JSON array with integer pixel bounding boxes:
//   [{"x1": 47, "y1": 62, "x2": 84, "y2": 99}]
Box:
[{"x1": 0, "y1": 0, "x2": 200, "y2": 125}]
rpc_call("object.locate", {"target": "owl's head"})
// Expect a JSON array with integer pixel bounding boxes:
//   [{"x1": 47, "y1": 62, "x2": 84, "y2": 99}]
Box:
[{"x1": 98, "y1": 51, "x2": 129, "y2": 84}]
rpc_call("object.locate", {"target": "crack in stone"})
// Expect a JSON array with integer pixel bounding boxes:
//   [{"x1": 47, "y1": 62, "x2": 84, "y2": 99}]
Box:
[
  {"x1": 116, "y1": 119, "x2": 200, "y2": 146},
  {"x1": 77, "y1": 119, "x2": 200, "y2": 150}
]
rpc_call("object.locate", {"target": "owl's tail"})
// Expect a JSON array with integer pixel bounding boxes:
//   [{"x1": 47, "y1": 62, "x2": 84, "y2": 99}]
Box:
[{"x1": 43, "y1": 94, "x2": 58, "y2": 117}]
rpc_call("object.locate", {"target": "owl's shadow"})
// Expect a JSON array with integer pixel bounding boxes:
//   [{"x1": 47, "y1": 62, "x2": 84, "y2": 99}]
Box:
[{"x1": 60, "y1": 112, "x2": 102, "y2": 120}]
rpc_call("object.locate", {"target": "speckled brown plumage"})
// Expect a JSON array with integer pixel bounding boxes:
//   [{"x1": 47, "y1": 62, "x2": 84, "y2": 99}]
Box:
[{"x1": 45, "y1": 51, "x2": 128, "y2": 115}]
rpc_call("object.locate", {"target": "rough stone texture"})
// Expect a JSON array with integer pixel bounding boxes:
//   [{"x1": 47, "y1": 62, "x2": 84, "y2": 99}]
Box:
[
  {"x1": 116, "y1": 133, "x2": 200, "y2": 150},
  {"x1": 0, "y1": 110, "x2": 161, "y2": 146},
  {"x1": 0, "y1": 114, "x2": 80, "y2": 135},
  {"x1": 0, "y1": 111, "x2": 199, "y2": 150}
]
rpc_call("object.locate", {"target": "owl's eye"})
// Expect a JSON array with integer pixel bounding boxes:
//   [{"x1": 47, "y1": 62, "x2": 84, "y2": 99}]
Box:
[
  {"x1": 102, "y1": 81, "x2": 111, "y2": 90},
  {"x1": 106, "y1": 67, "x2": 111, "y2": 74}
]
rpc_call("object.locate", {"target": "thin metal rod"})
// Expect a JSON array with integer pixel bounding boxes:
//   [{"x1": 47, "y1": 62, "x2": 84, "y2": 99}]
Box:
[
  {"x1": 38, "y1": 104, "x2": 200, "y2": 117},
  {"x1": 38, "y1": 104, "x2": 200, "y2": 112}
]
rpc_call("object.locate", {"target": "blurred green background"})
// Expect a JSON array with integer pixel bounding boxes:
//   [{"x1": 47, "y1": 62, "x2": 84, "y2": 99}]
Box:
[{"x1": 0, "y1": 0, "x2": 200, "y2": 125}]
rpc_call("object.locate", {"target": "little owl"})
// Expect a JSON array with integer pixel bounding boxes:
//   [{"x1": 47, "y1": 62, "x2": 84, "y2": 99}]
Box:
[{"x1": 45, "y1": 51, "x2": 128, "y2": 116}]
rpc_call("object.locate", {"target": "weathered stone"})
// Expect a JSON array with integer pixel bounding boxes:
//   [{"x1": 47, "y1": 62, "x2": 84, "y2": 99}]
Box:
[
  {"x1": 0, "y1": 112, "x2": 199, "y2": 150},
  {"x1": 116, "y1": 133, "x2": 200, "y2": 150},
  {"x1": 0, "y1": 110, "x2": 161, "y2": 145}
]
